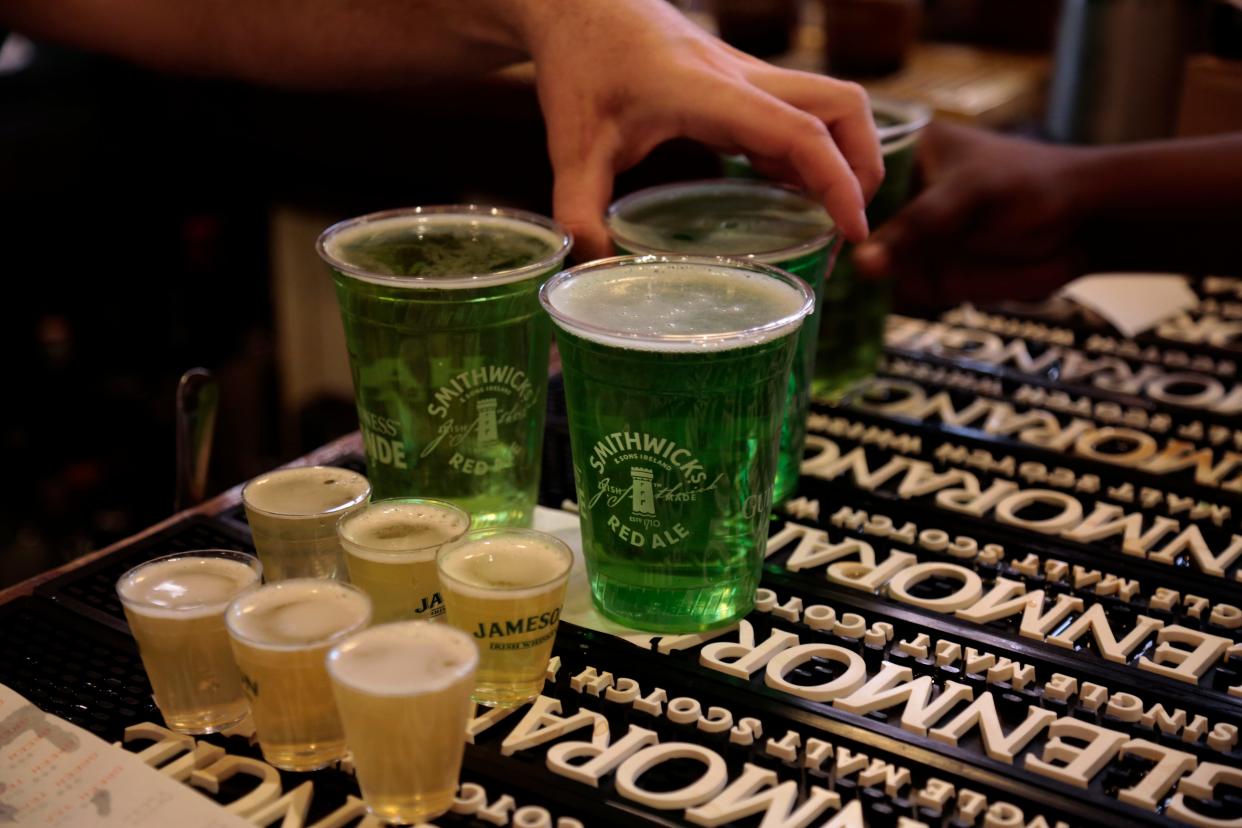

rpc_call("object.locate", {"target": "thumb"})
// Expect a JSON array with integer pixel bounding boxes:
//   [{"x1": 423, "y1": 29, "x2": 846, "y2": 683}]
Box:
[{"x1": 854, "y1": 177, "x2": 982, "y2": 279}]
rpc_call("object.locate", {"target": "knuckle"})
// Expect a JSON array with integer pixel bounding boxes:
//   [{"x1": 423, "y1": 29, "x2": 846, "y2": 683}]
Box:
[
  {"x1": 837, "y1": 80, "x2": 871, "y2": 112},
  {"x1": 790, "y1": 111, "x2": 830, "y2": 138}
]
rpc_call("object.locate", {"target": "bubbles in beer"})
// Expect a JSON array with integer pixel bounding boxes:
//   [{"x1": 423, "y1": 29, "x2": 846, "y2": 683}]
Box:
[
  {"x1": 609, "y1": 181, "x2": 834, "y2": 259},
  {"x1": 545, "y1": 260, "x2": 808, "y2": 351},
  {"x1": 244, "y1": 466, "x2": 371, "y2": 516},
  {"x1": 119, "y1": 556, "x2": 258, "y2": 617},
  {"x1": 229, "y1": 581, "x2": 372, "y2": 648},
  {"x1": 341, "y1": 500, "x2": 469, "y2": 557},
  {"x1": 327, "y1": 213, "x2": 560, "y2": 278},
  {"x1": 439, "y1": 538, "x2": 568, "y2": 595},
  {"x1": 328, "y1": 623, "x2": 477, "y2": 696},
  {"x1": 438, "y1": 532, "x2": 570, "y2": 595}
]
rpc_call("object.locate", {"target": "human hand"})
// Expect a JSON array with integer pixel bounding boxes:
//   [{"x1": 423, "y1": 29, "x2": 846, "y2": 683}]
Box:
[
  {"x1": 854, "y1": 120, "x2": 1093, "y2": 305},
  {"x1": 523, "y1": 0, "x2": 883, "y2": 259}
]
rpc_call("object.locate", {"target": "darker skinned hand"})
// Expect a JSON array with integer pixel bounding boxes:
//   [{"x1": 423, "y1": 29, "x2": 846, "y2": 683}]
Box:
[{"x1": 854, "y1": 121, "x2": 1094, "y2": 308}]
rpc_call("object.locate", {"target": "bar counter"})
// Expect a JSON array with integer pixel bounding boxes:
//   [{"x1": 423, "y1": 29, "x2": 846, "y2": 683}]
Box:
[{"x1": 3, "y1": 284, "x2": 1242, "y2": 826}]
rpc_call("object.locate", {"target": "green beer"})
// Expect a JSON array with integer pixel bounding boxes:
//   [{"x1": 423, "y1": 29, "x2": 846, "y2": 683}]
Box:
[
  {"x1": 318, "y1": 206, "x2": 571, "y2": 527},
  {"x1": 606, "y1": 180, "x2": 838, "y2": 505},
  {"x1": 542, "y1": 256, "x2": 813, "y2": 631},
  {"x1": 812, "y1": 98, "x2": 930, "y2": 400}
]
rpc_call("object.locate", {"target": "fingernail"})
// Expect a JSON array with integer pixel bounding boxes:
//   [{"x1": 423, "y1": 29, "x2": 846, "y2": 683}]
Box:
[{"x1": 853, "y1": 242, "x2": 888, "y2": 277}]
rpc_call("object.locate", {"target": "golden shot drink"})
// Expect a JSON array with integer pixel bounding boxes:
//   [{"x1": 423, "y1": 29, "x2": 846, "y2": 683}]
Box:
[
  {"x1": 116, "y1": 550, "x2": 261, "y2": 734},
  {"x1": 242, "y1": 465, "x2": 371, "y2": 581},
  {"x1": 327, "y1": 622, "x2": 478, "y2": 824},
  {"x1": 225, "y1": 579, "x2": 371, "y2": 770},
  {"x1": 436, "y1": 529, "x2": 572, "y2": 707},
  {"x1": 338, "y1": 498, "x2": 471, "y2": 623}
]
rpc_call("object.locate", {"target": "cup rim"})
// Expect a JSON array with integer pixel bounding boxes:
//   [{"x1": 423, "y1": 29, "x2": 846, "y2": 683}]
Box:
[
  {"x1": 326, "y1": 620, "x2": 479, "y2": 696},
  {"x1": 225, "y1": 578, "x2": 373, "y2": 650},
  {"x1": 436, "y1": 528, "x2": 574, "y2": 594},
  {"x1": 241, "y1": 465, "x2": 372, "y2": 520},
  {"x1": 116, "y1": 549, "x2": 262, "y2": 614},
  {"x1": 337, "y1": 496, "x2": 472, "y2": 559},
  {"x1": 871, "y1": 96, "x2": 932, "y2": 150},
  {"x1": 605, "y1": 178, "x2": 838, "y2": 263},
  {"x1": 316, "y1": 204, "x2": 573, "y2": 289},
  {"x1": 539, "y1": 254, "x2": 815, "y2": 352}
]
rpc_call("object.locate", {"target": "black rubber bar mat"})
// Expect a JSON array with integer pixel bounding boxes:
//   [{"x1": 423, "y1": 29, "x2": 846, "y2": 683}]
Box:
[
  {"x1": 6, "y1": 294, "x2": 1242, "y2": 826},
  {"x1": 34, "y1": 514, "x2": 255, "y2": 634}
]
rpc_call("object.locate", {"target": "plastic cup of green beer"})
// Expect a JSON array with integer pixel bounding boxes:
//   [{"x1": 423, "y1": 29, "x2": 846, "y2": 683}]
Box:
[
  {"x1": 606, "y1": 180, "x2": 839, "y2": 506},
  {"x1": 812, "y1": 97, "x2": 930, "y2": 400},
  {"x1": 317, "y1": 206, "x2": 572, "y2": 528},
  {"x1": 327, "y1": 622, "x2": 478, "y2": 825},
  {"x1": 242, "y1": 465, "x2": 372, "y2": 582},
  {"x1": 541, "y1": 256, "x2": 814, "y2": 632},
  {"x1": 436, "y1": 528, "x2": 572, "y2": 707},
  {"x1": 337, "y1": 497, "x2": 471, "y2": 623}
]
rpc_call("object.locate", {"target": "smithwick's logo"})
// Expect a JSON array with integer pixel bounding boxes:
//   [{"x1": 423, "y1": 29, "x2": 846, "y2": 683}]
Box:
[
  {"x1": 421, "y1": 365, "x2": 535, "y2": 474},
  {"x1": 630, "y1": 468, "x2": 655, "y2": 516},
  {"x1": 584, "y1": 431, "x2": 725, "y2": 549},
  {"x1": 476, "y1": 398, "x2": 500, "y2": 447}
]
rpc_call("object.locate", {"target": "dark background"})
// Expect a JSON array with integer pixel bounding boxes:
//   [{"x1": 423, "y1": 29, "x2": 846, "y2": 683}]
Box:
[
  {"x1": 0, "y1": 39, "x2": 723, "y2": 588},
  {"x1": 3, "y1": 0, "x2": 1240, "y2": 588}
]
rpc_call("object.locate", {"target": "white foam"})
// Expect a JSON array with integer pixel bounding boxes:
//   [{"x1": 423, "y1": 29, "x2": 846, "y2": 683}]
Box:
[
  {"x1": 243, "y1": 466, "x2": 371, "y2": 518},
  {"x1": 438, "y1": 533, "x2": 571, "y2": 600},
  {"x1": 339, "y1": 501, "x2": 469, "y2": 561},
  {"x1": 227, "y1": 580, "x2": 372, "y2": 650},
  {"x1": 118, "y1": 556, "x2": 259, "y2": 619},
  {"x1": 607, "y1": 181, "x2": 835, "y2": 262},
  {"x1": 327, "y1": 622, "x2": 478, "y2": 696},
  {"x1": 322, "y1": 212, "x2": 568, "y2": 288},
  {"x1": 543, "y1": 261, "x2": 810, "y2": 352}
]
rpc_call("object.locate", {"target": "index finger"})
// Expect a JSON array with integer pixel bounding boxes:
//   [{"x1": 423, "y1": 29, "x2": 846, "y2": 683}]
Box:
[
  {"x1": 672, "y1": 86, "x2": 869, "y2": 241},
  {"x1": 754, "y1": 72, "x2": 885, "y2": 201}
]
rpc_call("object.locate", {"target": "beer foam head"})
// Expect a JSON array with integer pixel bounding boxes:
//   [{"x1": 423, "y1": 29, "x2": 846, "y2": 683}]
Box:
[
  {"x1": 607, "y1": 180, "x2": 835, "y2": 261},
  {"x1": 437, "y1": 529, "x2": 572, "y2": 599},
  {"x1": 327, "y1": 622, "x2": 478, "y2": 696},
  {"x1": 118, "y1": 553, "x2": 260, "y2": 619},
  {"x1": 243, "y1": 466, "x2": 371, "y2": 518},
  {"x1": 541, "y1": 257, "x2": 812, "y2": 352},
  {"x1": 227, "y1": 579, "x2": 372, "y2": 649},
  {"x1": 339, "y1": 499, "x2": 470, "y2": 561},
  {"x1": 318, "y1": 207, "x2": 571, "y2": 288}
]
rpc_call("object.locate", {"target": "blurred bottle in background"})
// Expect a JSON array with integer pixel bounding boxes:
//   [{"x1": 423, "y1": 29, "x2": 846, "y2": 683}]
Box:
[
  {"x1": 823, "y1": 0, "x2": 922, "y2": 77},
  {"x1": 1047, "y1": 0, "x2": 1203, "y2": 143},
  {"x1": 712, "y1": 0, "x2": 800, "y2": 57}
]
